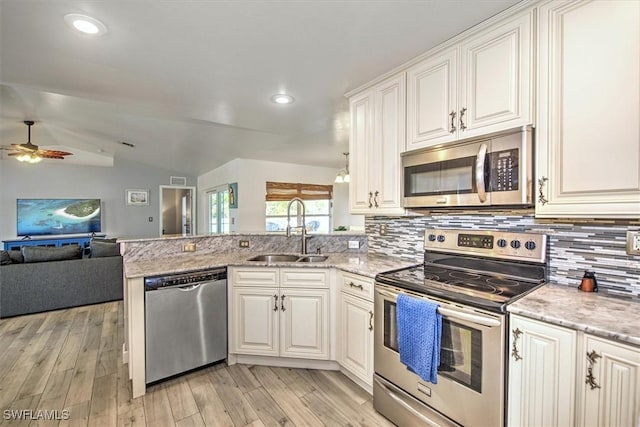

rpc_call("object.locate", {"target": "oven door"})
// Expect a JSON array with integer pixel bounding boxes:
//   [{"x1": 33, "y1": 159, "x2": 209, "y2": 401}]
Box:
[
  {"x1": 374, "y1": 283, "x2": 506, "y2": 427},
  {"x1": 402, "y1": 138, "x2": 490, "y2": 208}
]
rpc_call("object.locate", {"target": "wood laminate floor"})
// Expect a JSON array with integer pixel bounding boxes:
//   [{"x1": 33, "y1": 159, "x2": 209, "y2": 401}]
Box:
[{"x1": 0, "y1": 302, "x2": 394, "y2": 426}]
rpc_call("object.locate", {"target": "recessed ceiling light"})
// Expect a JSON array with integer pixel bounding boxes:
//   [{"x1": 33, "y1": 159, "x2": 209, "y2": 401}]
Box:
[
  {"x1": 271, "y1": 94, "x2": 295, "y2": 105},
  {"x1": 64, "y1": 13, "x2": 108, "y2": 36}
]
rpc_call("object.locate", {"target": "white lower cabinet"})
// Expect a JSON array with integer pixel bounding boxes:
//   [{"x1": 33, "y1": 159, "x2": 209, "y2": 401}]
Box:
[
  {"x1": 337, "y1": 272, "x2": 375, "y2": 391},
  {"x1": 509, "y1": 314, "x2": 640, "y2": 427},
  {"x1": 579, "y1": 335, "x2": 640, "y2": 427},
  {"x1": 508, "y1": 315, "x2": 577, "y2": 427},
  {"x1": 230, "y1": 267, "x2": 330, "y2": 360}
]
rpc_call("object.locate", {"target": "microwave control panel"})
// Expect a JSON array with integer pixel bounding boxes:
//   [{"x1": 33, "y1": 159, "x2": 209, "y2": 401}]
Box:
[{"x1": 489, "y1": 149, "x2": 519, "y2": 192}]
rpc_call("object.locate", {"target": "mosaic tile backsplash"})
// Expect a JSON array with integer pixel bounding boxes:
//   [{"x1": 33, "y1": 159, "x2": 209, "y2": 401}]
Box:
[{"x1": 366, "y1": 210, "x2": 640, "y2": 299}]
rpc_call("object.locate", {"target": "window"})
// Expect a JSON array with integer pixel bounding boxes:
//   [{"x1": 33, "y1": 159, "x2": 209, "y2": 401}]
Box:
[
  {"x1": 265, "y1": 182, "x2": 333, "y2": 233},
  {"x1": 207, "y1": 185, "x2": 230, "y2": 234}
]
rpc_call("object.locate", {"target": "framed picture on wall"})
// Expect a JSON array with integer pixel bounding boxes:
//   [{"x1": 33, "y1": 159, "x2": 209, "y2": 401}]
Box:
[
  {"x1": 228, "y1": 182, "x2": 238, "y2": 208},
  {"x1": 126, "y1": 189, "x2": 149, "y2": 206}
]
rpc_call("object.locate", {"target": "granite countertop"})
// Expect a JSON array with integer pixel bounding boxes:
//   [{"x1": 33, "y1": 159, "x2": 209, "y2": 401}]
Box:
[
  {"x1": 508, "y1": 284, "x2": 640, "y2": 347},
  {"x1": 124, "y1": 252, "x2": 417, "y2": 279},
  {"x1": 119, "y1": 231, "x2": 366, "y2": 243}
]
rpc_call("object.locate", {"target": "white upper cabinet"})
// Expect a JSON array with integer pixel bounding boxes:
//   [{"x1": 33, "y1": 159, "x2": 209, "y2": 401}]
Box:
[
  {"x1": 407, "y1": 10, "x2": 533, "y2": 151},
  {"x1": 536, "y1": 0, "x2": 640, "y2": 218},
  {"x1": 349, "y1": 73, "x2": 406, "y2": 215}
]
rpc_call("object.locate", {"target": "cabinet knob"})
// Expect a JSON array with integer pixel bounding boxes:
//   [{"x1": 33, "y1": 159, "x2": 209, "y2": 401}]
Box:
[
  {"x1": 280, "y1": 294, "x2": 286, "y2": 311},
  {"x1": 368, "y1": 310, "x2": 374, "y2": 331},
  {"x1": 374, "y1": 191, "x2": 379, "y2": 208},
  {"x1": 449, "y1": 110, "x2": 457, "y2": 133},
  {"x1": 511, "y1": 328, "x2": 523, "y2": 361},
  {"x1": 459, "y1": 107, "x2": 467, "y2": 131},
  {"x1": 349, "y1": 282, "x2": 364, "y2": 291},
  {"x1": 585, "y1": 350, "x2": 602, "y2": 390},
  {"x1": 368, "y1": 192, "x2": 373, "y2": 208},
  {"x1": 273, "y1": 294, "x2": 278, "y2": 311}
]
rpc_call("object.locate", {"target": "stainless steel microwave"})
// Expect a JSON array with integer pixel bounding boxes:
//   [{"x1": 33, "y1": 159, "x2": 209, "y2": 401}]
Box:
[{"x1": 401, "y1": 126, "x2": 533, "y2": 208}]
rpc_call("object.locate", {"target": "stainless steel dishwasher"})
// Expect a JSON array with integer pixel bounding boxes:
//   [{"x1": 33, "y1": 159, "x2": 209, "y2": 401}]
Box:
[{"x1": 144, "y1": 267, "x2": 227, "y2": 384}]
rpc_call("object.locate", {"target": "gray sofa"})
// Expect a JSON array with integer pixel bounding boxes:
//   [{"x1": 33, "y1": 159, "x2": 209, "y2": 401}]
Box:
[{"x1": 0, "y1": 256, "x2": 123, "y2": 318}]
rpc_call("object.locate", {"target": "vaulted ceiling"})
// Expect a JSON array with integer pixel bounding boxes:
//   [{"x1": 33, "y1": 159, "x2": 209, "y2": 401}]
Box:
[{"x1": 0, "y1": 0, "x2": 519, "y2": 175}]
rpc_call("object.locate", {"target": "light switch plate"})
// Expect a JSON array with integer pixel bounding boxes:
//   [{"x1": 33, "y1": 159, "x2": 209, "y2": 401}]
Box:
[
  {"x1": 627, "y1": 231, "x2": 640, "y2": 255},
  {"x1": 348, "y1": 240, "x2": 360, "y2": 249}
]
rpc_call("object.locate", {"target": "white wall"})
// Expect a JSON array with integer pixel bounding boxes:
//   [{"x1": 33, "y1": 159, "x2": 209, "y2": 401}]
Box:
[
  {"x1": 0, "y1": 157, "x2": 196, "y2": 240},
  {"x1": 197, "y1": 158, "x2": 364, "y2": 233}
]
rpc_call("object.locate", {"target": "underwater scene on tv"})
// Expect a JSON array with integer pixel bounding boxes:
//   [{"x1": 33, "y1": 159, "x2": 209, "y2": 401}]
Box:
[{"x1": 17, "y1": 199, "x2": 102, "y2": 236}]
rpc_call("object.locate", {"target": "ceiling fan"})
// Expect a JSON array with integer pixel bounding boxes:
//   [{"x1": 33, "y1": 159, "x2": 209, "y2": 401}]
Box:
[{"x1": 0, "y1": 121, "x2": 73, "y2": 163}]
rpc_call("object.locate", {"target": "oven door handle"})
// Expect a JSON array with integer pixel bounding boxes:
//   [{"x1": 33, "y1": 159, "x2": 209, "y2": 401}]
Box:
[
  {"x1": 475, "y1": 143, "x2": 488, "y2": 203},
  {"x1": 376, "y1": 289, "x2": 501, "y2": 328}
]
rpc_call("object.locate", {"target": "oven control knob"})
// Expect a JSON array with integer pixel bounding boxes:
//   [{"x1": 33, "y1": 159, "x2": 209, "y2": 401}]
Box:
[
  {"x1": 437, "y1": 235, "x2": 445, "y2": 243},
  {"x1": 428, "y1": 234, "x2": 437, "y2": 242},
  {"x1": 510, "y1": 240, "x2": 521, "y2": 249},
  {"x1": 497, "y1": 238, "x2": 507, "y2": 248},
  {"x1": 525, "y1": 241, "x2": 537, "y2": 251}
]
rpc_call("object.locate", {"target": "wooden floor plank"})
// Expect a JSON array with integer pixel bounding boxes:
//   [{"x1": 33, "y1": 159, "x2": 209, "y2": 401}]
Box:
[
  {"x1": 318, "y1": 370, "x2": 370, "y2": 405},
  {"x1": 52, "y1": 310, "x2": 90, "y2": 374},
  {"x1": 175, "y1": 413, "x2": 206, "y2": 427},
  {"x1": 300, "y1": 389, "x2": 356, "y2": 427},
  {"x1": 30, "y1": 369, "x2": 74, "y2": 427},
  {"x1": 2, "y1": 393, "x2": 41, "y2": 427},
  {"x1": 164, "y1": 378, "x2": 199, "y2": 422},
  {"x1": 225, "y1": 364, "x2": 261, "y2": 394},
  {"x1": 142, "y1": 386, "x2": 174, "y2": 427},
  {"x1": 64, "y1": 350, "x2": 98, "y2": 408},
  {"x1": 269, "y1": 367, "x2": 316, "y2": 398},
  {"x1": 208, "y1": 368, "x2": 259, "y2": 426},
  {"x1": 87, "y1": 373, "x2": 117, "y2": 427},
  {"x1": 58, "y1": 401, "x2": 90, "y2": 427},
  {"x1": 249, "y1": 366, "x2": 323, "y2": 427},
  {"x1": 243, "y1": 387, "x2": 292, "y2": 427},
  {"x1": 190, "y1": 381, "x2": 234, "y2": 427}
]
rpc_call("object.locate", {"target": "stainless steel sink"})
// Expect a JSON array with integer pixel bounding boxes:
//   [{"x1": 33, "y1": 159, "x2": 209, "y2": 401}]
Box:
[
  {"x1": 246, "y1": 254, "x2": 329, "y2": 263},
  {"x1": 247, "y1": 254, "x2": 301, "y2": 262},
  {"x1": 296, "y1": 255, "x2": 329, "y2": 263}
]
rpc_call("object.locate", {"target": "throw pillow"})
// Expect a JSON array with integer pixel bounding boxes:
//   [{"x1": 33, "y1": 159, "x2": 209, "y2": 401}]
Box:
[
  {"x1": 0, "y1": 250, "x2": 12, "y2": 265},
  {"x1": 7, "y1": 250, "x2": 24, "y2": 264},
  {"x1": 22, "y1": 245, "x2": 82, "y2": 263},
  {"x1": 91, "y1": 240, "x2": 121, "y2": 258}
]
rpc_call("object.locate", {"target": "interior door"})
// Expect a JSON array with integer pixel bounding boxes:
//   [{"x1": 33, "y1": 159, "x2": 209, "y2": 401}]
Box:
[{"x1": 159, "y1": 185, "x2": 196, "y2": 235}]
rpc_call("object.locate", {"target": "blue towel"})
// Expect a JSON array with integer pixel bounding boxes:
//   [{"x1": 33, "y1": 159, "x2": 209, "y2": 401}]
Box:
[{"x1": 397, "y1": 293, "x2": 442, "y2": 383}]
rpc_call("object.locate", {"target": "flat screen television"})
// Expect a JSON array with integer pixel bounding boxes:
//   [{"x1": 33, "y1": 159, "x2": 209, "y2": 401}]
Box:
[{"x1": 17, "y1": 198, "x2": 102, "y2": 237}]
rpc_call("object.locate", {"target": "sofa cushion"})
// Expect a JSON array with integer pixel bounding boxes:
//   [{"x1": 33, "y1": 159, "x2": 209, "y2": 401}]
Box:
[
  {"x1": 0, "y1": 250, "x2": 12, "y2": 265},
  {"x1": 91, "y1": 240, "x2": 120, "y2": 258},
  {"x1": 22, "y1": 245, "x2": 82, "y2": 263},
  {"x1": 7, "y1": 250, "x2": 24, "y2": 264}
]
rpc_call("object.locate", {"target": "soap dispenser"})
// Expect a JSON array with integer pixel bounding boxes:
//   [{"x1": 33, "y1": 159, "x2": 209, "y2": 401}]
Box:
[{"x1": 578, "y1": 271, "x2": 598, "y2": 292}]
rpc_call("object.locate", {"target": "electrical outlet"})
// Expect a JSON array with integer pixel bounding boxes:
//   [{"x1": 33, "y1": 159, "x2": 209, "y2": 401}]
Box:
[
  {"x1": 182, "y1": 243, "x2": 196, "y2": 252},
  {"x1": 348, "y1": 240, "x2": 360, "y2": 249},
  {"x1": 380, "y1": 224, "x2": 388, "y2": 236},
  {"x1": 627, "y1": 231, "x2": 640, "y2": 255},
  {"x1": 239, "y1": 240, "x2": 250, "y2": 248}
]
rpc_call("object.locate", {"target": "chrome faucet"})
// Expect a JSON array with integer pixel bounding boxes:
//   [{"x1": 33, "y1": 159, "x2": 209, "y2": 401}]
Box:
[{"x1": 286, "y1": 197, "x2": 308, "y2": 254}]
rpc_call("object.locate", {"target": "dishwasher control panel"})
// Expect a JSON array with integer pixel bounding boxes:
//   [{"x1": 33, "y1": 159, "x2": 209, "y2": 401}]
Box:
[{"x1": 145, "y1": 267, "x2": 227, "y2": 290}]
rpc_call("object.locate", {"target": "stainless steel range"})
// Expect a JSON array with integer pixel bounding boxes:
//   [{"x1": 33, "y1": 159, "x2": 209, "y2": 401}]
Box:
[{"x1": 373, "y1": 228, "x2": 548, "y2": 427}]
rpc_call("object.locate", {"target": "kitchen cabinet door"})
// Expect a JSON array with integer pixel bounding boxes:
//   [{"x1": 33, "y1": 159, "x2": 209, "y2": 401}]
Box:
[
  {"x1": 458, "y1": 10, "x2": 533, "y2": 138},
  {"x1": 231, "y1": 287, "x2": 279, "y2": 356},
  {"x1": 406, "y1": 47, "x2": 458, "y2": 150},
  {"x1": 579, "y1": 334, "x2": 640, "y2": 427},
  {"x1": 279, "y1": 288, "x2": 329, "y2": 360},
  {"x1": 349, "y1": 89, "x2": 375, "y2": 214},
  {"x1": 536, "y1": 0, "x2": 640, "y2": 218},
  {"x1": 349, "y1": 73, "x2": 406, "y2": 215},
  {"x1": 508, "y1": 315, "x2": 577, "y2": 427},
  {"x1": 338, "y1": 292, "x2": 374, "y2": 388}
]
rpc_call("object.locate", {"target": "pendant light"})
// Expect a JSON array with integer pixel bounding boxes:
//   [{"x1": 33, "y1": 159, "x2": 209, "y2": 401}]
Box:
[{"x1": 335, "y1": 152, "x2": 350, "y2": 183}]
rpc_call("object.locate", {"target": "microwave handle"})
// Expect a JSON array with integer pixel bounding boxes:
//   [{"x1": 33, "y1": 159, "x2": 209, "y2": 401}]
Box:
[{"x1": 475, "y1": 143, "x2": 488, "y2": 203}]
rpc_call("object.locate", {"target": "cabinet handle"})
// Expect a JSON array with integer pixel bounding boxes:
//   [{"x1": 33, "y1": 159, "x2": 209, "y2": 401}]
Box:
[
  {"x1": 349, "y1": 282, "x2": 364, "y2": 291},
  {"x1": 368, "y1": 311, "x2": 374, "y2": 331},
  {"x1": 273, "y1": 294, "x2": 278, "y2": 311},
  {"x1": 511, "y1": 328, "x2": 523, "y2": 361},
  {"x1": 585, "y1": 350, "x2": 602, "y2": 390},
  {"x1": 368, "y1": 192, "x2": 373, "y2": 208},
  {"x1": 449, "y1": 110, "x2": 457, "y2": 133},
  {"x1": 280, "y1": 294, "x2": 286, "y2": 311},
  {"x1": 459, "y1": 107, "x2": 467, "y2": 131},
  {"x1": 538, "y1": 177, "x2": 549, "y2": 205},
  {"x1": 374, "y1": 191, "x2": 379, "y2": 208}
]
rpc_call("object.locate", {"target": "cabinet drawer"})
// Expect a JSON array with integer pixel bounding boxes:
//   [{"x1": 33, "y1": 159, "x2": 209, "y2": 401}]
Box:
[
  {"x1": 231, "y1": 268, "x2": 278, "y2": 287},
  {"x1": 280, "y1": 269, "x2": 329, "y2": 288},
  {"x1": 340, "y1": 272, "x2": 374, "y2": 301}
]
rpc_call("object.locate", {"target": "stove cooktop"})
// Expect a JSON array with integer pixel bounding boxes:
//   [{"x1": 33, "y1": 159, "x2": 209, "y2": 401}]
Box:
[{"x1": 375, "y1": 263, "x2": 546, "y2": 312}]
